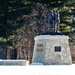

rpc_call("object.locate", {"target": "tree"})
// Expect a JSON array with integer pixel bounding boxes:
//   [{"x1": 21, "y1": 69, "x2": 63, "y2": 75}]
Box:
[
  {"x1": 0, "y1": 0, "x2": 32, "y2": 37},
  {"x1": 16, "y1": 3, "x2": 49, "y2": 62},
  {"x1": 0, "y1": 0, "x2": 33, "y2": 59},
  {"x1": 0, "y1": 0, "x2": 75, "y2": 61},
  {"x1": 27, "y1": 0, "x2": 68, "y2": 7}
]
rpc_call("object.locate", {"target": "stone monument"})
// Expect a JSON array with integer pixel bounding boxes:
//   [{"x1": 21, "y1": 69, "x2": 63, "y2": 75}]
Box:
[{"x1": 32, "y1": 35, "x2": 72, "y2": 65}]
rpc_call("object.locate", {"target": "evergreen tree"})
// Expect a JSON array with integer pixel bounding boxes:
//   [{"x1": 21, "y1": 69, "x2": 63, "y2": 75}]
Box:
[{"x1": 0, "y1": 0, "x2": 32, "y2": 37}]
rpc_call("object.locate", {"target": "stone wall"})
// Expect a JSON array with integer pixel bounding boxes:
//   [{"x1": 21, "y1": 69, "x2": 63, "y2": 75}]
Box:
[{"x1": 0, "y1": 60, "x2": 29, "y2": 66}]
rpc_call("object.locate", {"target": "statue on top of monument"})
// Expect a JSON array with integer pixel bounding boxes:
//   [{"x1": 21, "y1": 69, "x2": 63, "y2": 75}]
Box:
[
  {"x1": 46, "y1": 10, "x2": 53, "y2": 25},
  {"x1": 53, "y1": 10, "x2": 60, "y2": 32},
  {"x1": 46, "y1": 9, "x2": 60, "y2": 33}
]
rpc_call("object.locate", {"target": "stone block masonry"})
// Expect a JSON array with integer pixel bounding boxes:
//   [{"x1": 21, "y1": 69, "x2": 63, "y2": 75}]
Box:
[{"x1": 32, "y1": 35, "x2": 72, "y2": 65}]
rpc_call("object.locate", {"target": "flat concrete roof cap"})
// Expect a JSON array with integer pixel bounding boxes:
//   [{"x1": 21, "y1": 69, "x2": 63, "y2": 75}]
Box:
[{"x1": 34, "y1": 35, "x2": 69, "y2": 40}]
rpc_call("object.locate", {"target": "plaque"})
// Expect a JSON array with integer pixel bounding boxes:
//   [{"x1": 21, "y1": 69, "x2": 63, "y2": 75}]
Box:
[
  {"x1": 36, "y1": 49, "x2": 43, "y2": 52},
  {"x1": 37, "y1": 44, "x2": 43, "y2": 47}
]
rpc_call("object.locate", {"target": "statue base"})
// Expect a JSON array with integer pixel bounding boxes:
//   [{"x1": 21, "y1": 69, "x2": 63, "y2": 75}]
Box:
[{"x1": 32, "y1": 35, "x2": 72, "y2": 65}]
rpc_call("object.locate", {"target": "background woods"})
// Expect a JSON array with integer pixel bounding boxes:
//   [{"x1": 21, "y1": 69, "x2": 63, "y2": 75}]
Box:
[{"x1": 0, "y1": 0, "x2": 75, "y2": 63}]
